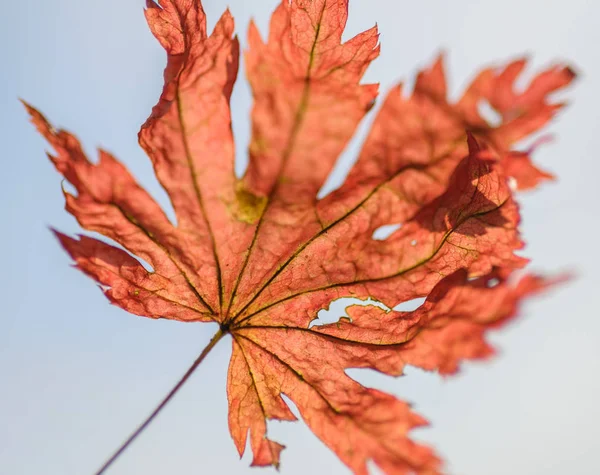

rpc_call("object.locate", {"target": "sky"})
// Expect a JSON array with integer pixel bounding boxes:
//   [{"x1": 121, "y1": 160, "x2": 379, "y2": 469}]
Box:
[{"x1": 1, "y1": 0, "x2": 599, "y2": 474}]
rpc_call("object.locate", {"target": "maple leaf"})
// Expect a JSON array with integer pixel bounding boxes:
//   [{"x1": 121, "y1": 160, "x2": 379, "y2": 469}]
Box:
[{"x1": 23, "y1": 0, "x2": 575, "y2": 474}]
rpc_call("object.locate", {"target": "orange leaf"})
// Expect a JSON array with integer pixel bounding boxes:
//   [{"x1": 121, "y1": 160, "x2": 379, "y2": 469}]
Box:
[{"x1": 25, "y1": 0, "x2": 575, "y2": 473}]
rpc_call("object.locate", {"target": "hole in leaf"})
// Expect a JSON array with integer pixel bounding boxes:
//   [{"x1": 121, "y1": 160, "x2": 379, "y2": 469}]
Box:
[
  {"x1": 393, "y1": 297, "x2": 426, "y2": 312},
  {"x1": 477, "y1": 99, "x2": 502, "y2": 127},
  {"x1": 487, "y1": 277, "x2": 500, "y2": 288},
  {"x1": 310, "y1": 297, "x2": 389, "y2": 328},
  {"x1": 410, "y1": 239, "x2": 417, "y2": 246},
  {"x1": 372, "y1": 223, "x2": 402, "y2": 240}
]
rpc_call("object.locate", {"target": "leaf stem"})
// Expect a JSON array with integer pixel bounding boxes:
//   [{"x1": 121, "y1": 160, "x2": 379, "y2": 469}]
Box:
[{"x1": 94, "y1": 328, "x2": 226, "y2": 474}]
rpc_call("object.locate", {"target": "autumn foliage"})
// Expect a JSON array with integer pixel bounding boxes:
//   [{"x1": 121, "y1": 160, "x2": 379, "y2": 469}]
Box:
[{"x1": 24, "y1": 0, "x2": 575, "y2": 473}]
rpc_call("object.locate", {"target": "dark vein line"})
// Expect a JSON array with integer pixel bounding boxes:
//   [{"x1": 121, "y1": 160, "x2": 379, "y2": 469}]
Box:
[
  {"x1": 236, "y1": 325, "x2": 413, "y2": 349},
  {"x1": 176, "y1": 87, "x2": 224, "y2": 314},
  {"x1": 234, "y1": 335, "x2": 353, "y2": 459},
  {"x1": 231, "y1": 131, "x2": 465, "y2": 323},
  {"x1": 115, "y1": 204, "x2": 216, "y2": 317},
  {"x1": 234, "y1": 201, "x2": 508, "y2": 327},
  {"x1": 231, "y1": 84, "x2": 509, "y2": 321},
  {"x1": 235, "y1": 234, "x2": 449, "y2": 327},
  {"x1": 236, "y1": 333, "x2": 340, "y2": 415},
  {"x1": 174, "y1": 7, "x2": 224, "y2": 313},
  {"x1": 224, "y1": 3, "x2": 327, "y2": 320},
  {"x1": 232, "y1": 336, "x2": 281, "y2": 468},
  {"x1": 236, "y1": 333, "x2": 423, "y2": 467},
  {"x1": 231, "y1": 147, "x2": 457, "y2": 323},
  {"x1": 96, "y1": 258, "x2": 212, "y2": 320},
  {"x1": 230, "y1": 156, "x2": 449, "y2": 323}
]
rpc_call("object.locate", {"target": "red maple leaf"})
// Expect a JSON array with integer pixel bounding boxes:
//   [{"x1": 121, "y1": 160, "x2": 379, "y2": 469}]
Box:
[{"x1": 23, "y1": 0, "x2": 575, "y2": 473}]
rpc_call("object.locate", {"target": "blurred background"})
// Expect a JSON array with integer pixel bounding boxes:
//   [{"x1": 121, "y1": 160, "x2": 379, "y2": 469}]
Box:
[{"x1": 1, "y1": 0, "x2": 599, "y2": 474}]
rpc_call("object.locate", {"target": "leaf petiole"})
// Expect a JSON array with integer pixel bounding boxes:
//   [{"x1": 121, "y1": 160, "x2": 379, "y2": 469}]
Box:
[{"x1": 94, "y1": 327, "x2": 226, "y2": 474}]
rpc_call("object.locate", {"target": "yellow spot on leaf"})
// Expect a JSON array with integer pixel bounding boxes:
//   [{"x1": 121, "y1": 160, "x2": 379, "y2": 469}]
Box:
[{"x1": 232, "y1": 182, "x2": 267, "y2": 224}]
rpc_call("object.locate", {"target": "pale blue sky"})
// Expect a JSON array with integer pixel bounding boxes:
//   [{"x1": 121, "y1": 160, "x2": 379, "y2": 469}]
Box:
[{"x1": 1, "y1": 1, "x2": 599, "y2": 474}]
